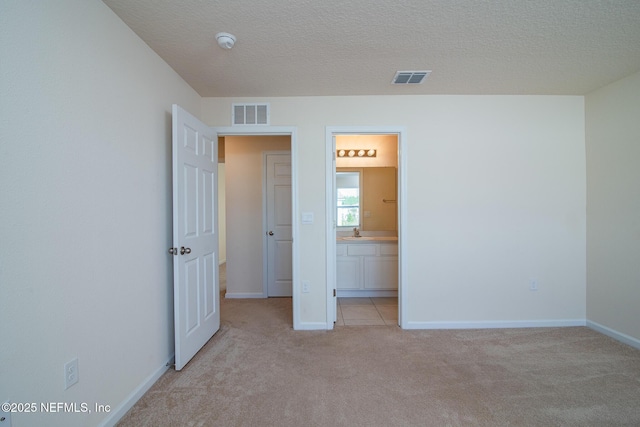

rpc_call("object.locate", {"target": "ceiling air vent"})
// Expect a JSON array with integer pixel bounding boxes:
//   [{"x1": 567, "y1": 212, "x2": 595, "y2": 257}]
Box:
[
  {"x1": 232, "y1": 103, "x2": 270, "y2": 125},
  {"x1": 392, "y1": 71, "x2": 431, "y2": 85}
]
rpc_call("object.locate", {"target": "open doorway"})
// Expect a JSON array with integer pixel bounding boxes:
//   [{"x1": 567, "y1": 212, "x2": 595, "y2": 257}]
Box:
[
  {"x1": 326, "y1": 127, "x2": 407, "y2": 329},
  {"x1": 335, "y1": 134, "x2": 398, "y2": 325},
  {"x1": 216, "y1": 130, "x2": 300, "y2": 329}
]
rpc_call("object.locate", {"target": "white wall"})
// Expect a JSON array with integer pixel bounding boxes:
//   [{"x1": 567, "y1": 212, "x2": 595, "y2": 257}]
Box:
[
  {"x1": 586, "y1": 70, "x2": 640, "y2": 344},
  {"x1": 203, "y1": 96, "x2": 586, "y2": 326},
  {"x1": 218, "y1": 162, "x2": 227, "y2": 264},
  {"x1": 0, "y1": 1, "x2": 201, "y2": 426},
  {"x1": 224, "y1": 136, "x2": 291, "y2": 297}
]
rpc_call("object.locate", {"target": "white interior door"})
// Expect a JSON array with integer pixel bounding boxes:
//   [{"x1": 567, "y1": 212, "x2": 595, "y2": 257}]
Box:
[
  {"x1": 172, "y1": 104, "x2": 219, "y2": 371},
  {"x1": 266, "y1": 153, "x2": 292, "y2": 297}
]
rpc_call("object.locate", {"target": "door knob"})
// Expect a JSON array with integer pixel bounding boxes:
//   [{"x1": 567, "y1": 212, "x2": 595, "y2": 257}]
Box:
[
  {"x1": 268, "y1": 231, "x2": 274, "y2": 236},
  {"x1": 168, "y1": 247, "x2": 177, "y2": 255},
  {"x1": 180, "y1": 246, "x2": 191, "y2": 255}
]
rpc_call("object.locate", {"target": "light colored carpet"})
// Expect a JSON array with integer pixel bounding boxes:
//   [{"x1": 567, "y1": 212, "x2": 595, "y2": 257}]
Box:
[{"x1": 117, "y1": 296, "x2": 640, "y2": 426}]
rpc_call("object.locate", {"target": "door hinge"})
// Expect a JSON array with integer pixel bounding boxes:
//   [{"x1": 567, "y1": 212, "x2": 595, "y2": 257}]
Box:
[{"x1": 333, "y1": 289, "x2": 336, "y2": 297}]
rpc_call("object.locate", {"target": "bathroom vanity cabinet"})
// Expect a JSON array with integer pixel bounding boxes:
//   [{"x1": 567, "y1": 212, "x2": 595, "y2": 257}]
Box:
[{"x1": 336, "y1": 240, "x2": 398, "y2": 295}]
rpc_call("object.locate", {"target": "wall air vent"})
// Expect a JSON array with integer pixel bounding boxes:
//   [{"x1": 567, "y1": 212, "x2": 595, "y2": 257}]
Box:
[
  {"x1": 232, "y1": 103, "x2": 270, "y2": 125},
  {"x1": 392, "y1": 71, "x2": 431, "y2": 85}
]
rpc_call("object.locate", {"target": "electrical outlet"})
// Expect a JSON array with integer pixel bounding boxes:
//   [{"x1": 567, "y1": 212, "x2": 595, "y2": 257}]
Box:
[
  {"x1": 64, "y1": 358, "x2": 79, "y2": 389},
  {"x1": 302, "y1": 281, "x2": 310, "y2": 293},
  {"x1": 1, "y1": 400, "x2": 12, "y2": 427},
  {"x1": 530, "y1": 279, "x2": 538, "y2": 291}
]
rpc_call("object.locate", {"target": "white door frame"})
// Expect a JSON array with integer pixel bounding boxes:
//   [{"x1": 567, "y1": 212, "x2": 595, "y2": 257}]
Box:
[
  {"x1": 214, "y1": 126, "x2": 300, "y2": 330},
  {"x1": 325, "y1": 126, "x2": 408, "y2": 329}
]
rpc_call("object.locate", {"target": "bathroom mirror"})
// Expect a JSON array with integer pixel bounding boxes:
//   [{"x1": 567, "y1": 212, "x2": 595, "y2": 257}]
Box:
[{"x1": 337, "y1": 167, "x2": 397, "y2": 232}]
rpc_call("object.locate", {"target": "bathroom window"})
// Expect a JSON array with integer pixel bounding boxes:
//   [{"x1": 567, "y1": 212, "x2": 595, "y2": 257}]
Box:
[{"x1": 336, "y1": 171, "x2": 360, "y2": 227}]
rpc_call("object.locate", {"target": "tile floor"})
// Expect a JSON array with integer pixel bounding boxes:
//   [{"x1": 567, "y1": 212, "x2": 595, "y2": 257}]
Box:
[{"x1": 336, "y1": 297, "x2": 398, "y2": 326}]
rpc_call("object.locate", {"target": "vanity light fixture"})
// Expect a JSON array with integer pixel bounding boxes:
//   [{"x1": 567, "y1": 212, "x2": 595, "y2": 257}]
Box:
[{"x1": 337, "y1": 149, "x2": 376, "y2": 158}]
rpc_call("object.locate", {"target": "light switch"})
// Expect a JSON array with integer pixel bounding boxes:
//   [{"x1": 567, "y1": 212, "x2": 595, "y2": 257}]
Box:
[{"x1": 301, "y1": 212, "x2": 314, "y2": 224}]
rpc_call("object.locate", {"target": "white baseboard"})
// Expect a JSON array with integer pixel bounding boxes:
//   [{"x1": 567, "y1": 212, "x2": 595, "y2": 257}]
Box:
[
  {"x1": 296, "y1": 322, "x2": 329, "y2": 330},
  {"x1": 404, "y1": 319, "x2": 586, "y2": 330},
  {"x1": 587, "y1": 320, "x2": 640, "y2": 350},
  {"x1": 224, "y1": 292, "x2": 266, "y2": 299},
  {"x1": 97, "y1": 354, "x2": 174, "y2": 427},
  {"x1": 337, "y1": 290, "x2": 398, "y2": 298}
]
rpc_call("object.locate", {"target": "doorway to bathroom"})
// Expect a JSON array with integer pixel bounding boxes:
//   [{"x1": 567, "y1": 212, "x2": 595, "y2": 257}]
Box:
[{"x1": 325, "y1": 126, "x2": 407, "y2": 329}]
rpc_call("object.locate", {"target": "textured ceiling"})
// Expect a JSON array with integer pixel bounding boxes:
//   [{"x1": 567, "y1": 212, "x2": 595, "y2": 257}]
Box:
[{"x1": 103, "y1": 0, "x2": 640, "y2": 97}]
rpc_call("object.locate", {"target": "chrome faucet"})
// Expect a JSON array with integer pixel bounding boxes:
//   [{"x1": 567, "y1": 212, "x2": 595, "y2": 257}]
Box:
[{"x1": 353, "y1": 227, "x2": 360, "y2": 237}]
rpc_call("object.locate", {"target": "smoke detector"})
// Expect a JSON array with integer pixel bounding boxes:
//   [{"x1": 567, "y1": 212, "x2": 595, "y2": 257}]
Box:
[{"x1": 216, "y1": 32, "x2": 236, "y2": 49}]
